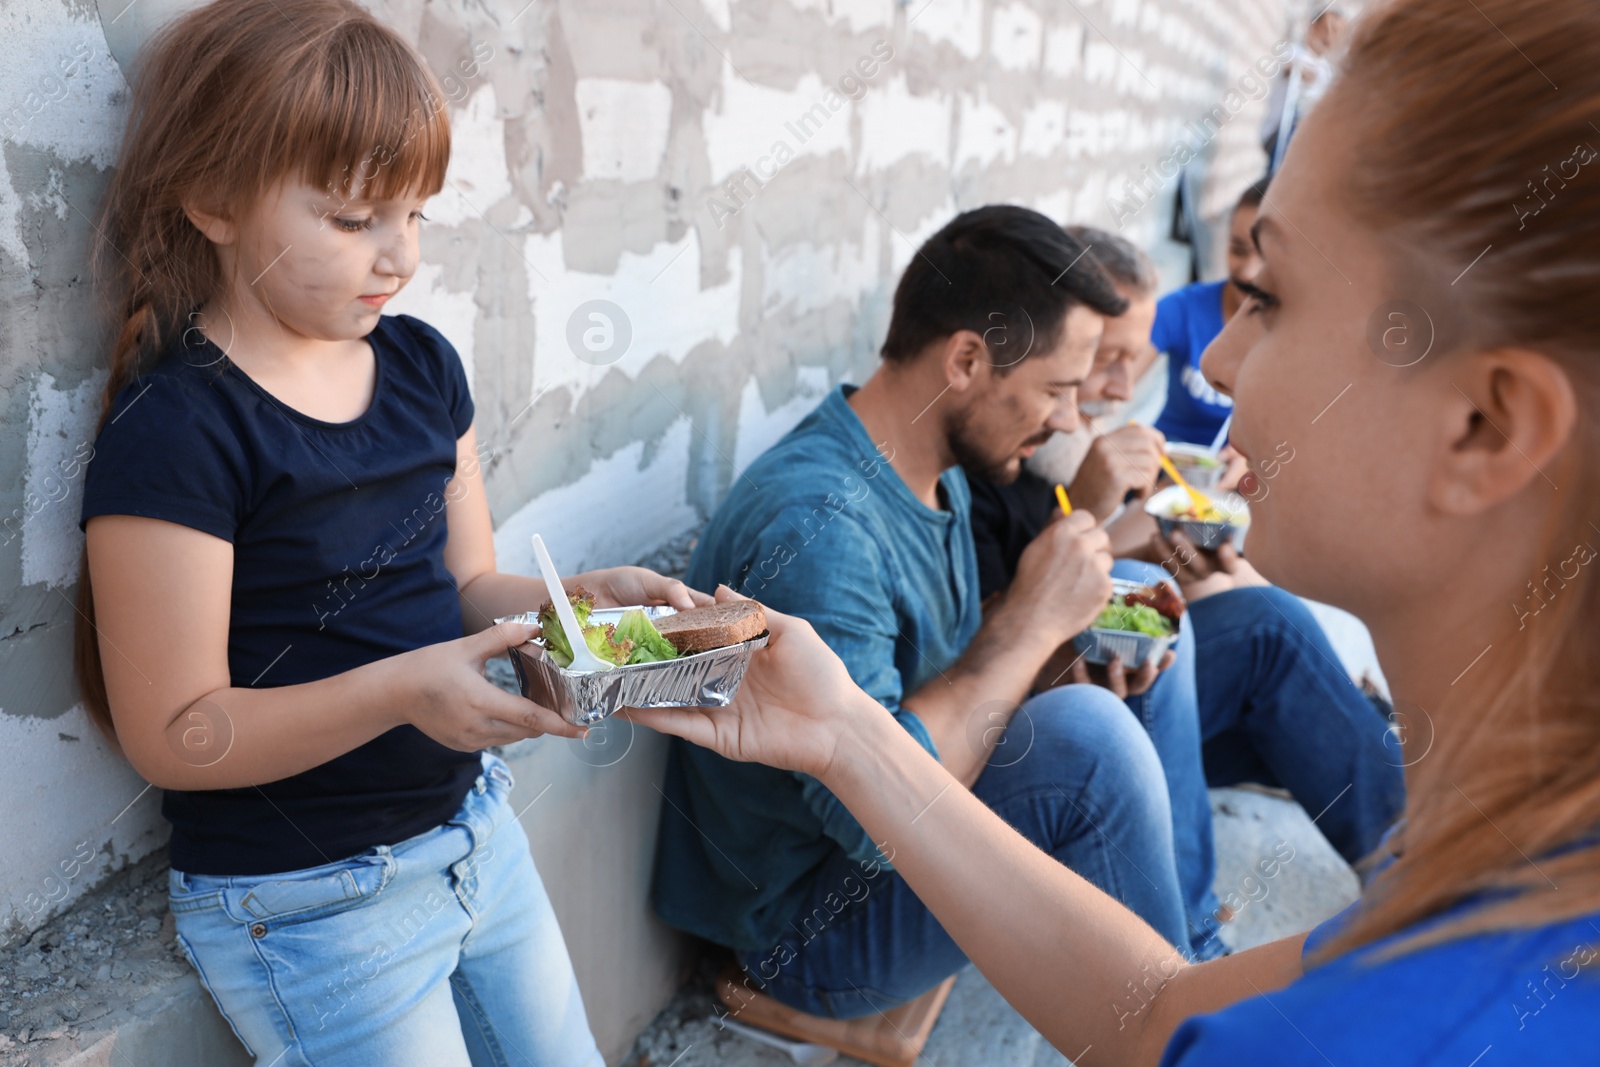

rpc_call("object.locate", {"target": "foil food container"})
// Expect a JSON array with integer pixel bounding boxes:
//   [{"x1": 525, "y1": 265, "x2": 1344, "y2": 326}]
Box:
[
  {"x1": 497, "y1": 605, "x2": 769, "y2": 726},
  {"x1": 1073, "y1": 578, "x2": 1183, "y2": 669},
  {"x1": 1164, "y1": 442, "x2": 1227, "y2": 491},
  {"x1": 1145, "y1": 484, "x2": 1250, "y2": 552}
]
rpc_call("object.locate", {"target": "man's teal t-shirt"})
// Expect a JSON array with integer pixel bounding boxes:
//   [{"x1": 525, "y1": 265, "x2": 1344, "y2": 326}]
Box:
[{"x1": 652, "y1": 385, "x2": 982, "y2": 951}]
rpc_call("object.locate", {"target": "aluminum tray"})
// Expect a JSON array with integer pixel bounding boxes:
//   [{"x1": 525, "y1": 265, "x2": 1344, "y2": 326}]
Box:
[
  {"x1": 1073, "y1": 577, "x2": 1183, "y2": 669},
  {"x1": 498, "y1": 605, "x2": 768, "y2": 726},
  {"x1": 1164, "y1": 442, "x2": 1227, "y2": 491},
  {"x1": 1145, "y1": 484, "x2": 1250, "y2": 552}
]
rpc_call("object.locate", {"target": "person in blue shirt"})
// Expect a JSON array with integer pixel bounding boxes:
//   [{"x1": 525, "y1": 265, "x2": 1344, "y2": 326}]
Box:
[
  {"x1": 652, "y1": 207, "x2": 1199, "y2": 1017},
  {"x1": 1151, "y1": 178, "x2": 1269, "y2": 446},
  {"x1": 629, "y1": 0, "x2": 1600, "y2": 1060}
]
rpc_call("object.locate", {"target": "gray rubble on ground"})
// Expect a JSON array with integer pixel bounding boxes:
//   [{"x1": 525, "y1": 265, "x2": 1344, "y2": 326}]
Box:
[{"x1": 0, "y1": 853, "x2": 185, "y2": 1061}]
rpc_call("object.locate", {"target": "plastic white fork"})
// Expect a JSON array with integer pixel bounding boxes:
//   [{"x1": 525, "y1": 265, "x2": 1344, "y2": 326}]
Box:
[{"x1": 530, "y1": 534, "x2": 614, "y2": 673}]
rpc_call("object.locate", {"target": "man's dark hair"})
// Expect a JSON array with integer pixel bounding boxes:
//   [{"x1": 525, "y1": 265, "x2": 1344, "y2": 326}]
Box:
[
  {"x1": 879, "y1": 205, "x2": 1127, "y2": 370},
  {"x1": 1064, "y1": 225, "x2": 1160, "y2": 299},
  {"x1": 1236, "y1": 175, "x2": 1271, "y2": 212}
]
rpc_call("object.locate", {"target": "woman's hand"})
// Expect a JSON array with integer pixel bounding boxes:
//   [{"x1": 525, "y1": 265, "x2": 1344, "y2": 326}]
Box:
[
  {"x1": 621, "y1": 587, "x2": 882, "y2": 781},
  {"x1": 578, "y1": 566, "x2": 713, "y2": 611},
  {"x1": 395, "y1": 621, "x2": 587, "y2": 749}
]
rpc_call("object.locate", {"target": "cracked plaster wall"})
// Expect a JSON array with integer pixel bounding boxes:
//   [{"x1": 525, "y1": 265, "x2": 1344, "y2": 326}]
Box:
[{"x1": 0, "y1": 0, "x2": 1296, "y2": 935}]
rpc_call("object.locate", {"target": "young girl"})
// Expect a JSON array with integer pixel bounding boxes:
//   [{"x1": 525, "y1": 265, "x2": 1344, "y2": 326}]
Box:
[
  {"x1": 630, "y1": 0, "x2": 1600, "y2": 1062},
  {"x1": 75, "y1": 1, "x2": 708, "y2": 1063}
]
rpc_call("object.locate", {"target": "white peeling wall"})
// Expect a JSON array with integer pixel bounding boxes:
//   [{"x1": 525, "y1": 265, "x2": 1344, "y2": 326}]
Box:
[{"x1": 0, "y1": 0, "x2": 1296, "y2": 935}]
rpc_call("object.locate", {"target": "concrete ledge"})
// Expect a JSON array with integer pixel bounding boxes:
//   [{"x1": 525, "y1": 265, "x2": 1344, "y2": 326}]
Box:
[
  {"x1": 51, "y1": 979, "x2": 249, "y2": 1067},
  {"x1": 0, "y1": 849, "x2": 250, "y2": 1067}
]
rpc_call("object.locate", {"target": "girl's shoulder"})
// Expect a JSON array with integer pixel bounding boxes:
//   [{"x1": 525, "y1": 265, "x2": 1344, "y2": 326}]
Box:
[
  {"x1": 99, "y1": 338, "x2": 246, "y2": 443},
  {"x1": 81, "y1": 347, "x2": 256, "y2": 542},
  {"x1": 1161, "y1": 909, "x2": 1600, "y2": 1066},
  {"x1": 372, "y1": 314, "x2": 460, "y2": 380},
  {"x1": 371, "y1": 314, "x2": 473, "y2": 436}
]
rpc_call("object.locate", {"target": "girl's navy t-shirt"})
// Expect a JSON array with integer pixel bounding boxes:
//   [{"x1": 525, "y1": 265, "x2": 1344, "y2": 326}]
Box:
[{"x1": 80, "y1": 314, "x2": 481, "y2": 876}]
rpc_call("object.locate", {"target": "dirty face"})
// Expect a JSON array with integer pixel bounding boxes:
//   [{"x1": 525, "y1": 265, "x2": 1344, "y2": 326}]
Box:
[
  {"x1": 947, "y1": 304, "x2": 1104, "y2": 485},
  {"x1": 223, "y1": 177, "x2": 429, "y2": 341}
]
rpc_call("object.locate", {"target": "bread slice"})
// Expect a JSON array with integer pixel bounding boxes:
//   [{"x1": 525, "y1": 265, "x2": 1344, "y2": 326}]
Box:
[{"x1": 654, "y1": 600, "x2": 767, "y2": 654}]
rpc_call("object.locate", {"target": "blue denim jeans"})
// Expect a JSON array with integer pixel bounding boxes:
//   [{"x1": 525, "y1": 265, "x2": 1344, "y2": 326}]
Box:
[
  {"x1": 1120, "y1": 562, "x2": 1405, "y2": 959},
  {"x1": 1190, "y1": 584, "x2": 1405, "y2": 861},
  {"x1": 1114, "y1": 562, "x2": 1225, "y2": 960},
  {"x1": 169, "y1": 753, "x2": 603, "y2": 1067},
  {"x1": 736, "y1": 683, "x2": 1190, "y2": 1018}
]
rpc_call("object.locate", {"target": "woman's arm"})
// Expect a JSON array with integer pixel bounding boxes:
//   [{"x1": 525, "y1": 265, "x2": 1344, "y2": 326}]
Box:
[
  {"x1": 824, "y1": 701, "x2": 1306, "y2": 1064},
  {"x1": 626, "y1": 594, "x2": 1307, "y2": 1066},
  {"x1": 442, "y1": 425, "x2": 710, "y2": 632}
]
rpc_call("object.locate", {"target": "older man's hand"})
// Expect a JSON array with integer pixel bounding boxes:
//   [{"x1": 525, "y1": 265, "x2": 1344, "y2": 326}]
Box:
[{"x1": 1069, "y1": 424, "x2": 1165, "y2": 520}]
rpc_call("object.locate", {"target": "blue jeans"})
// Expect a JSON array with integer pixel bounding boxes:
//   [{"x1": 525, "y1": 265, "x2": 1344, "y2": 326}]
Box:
[
  {"x1": 735, "y1": 684, "x2": 1190, "y2": 1018},
  {"x1": 1119, "y1": 562, "x2": 1405, "y2": 958},
  {"x1": 1114, "y1": 562, "x2": 1225, "y2": 960},
  {"x1": 1190, "y1": 585, "x2": 1405, "y2": 861},
  {"x1": 169, "y1": 753, "x2": 603, "y2": 1067}
]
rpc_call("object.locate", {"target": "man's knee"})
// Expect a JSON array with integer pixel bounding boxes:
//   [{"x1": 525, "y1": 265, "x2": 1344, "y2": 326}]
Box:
[
  {"x1": 1012, "y1": 684, "x2": 1168, "y2": 793},
  {"x1": 994, "y1": 685, "x2": 1176, "y2": 859},
  {"x1": 1209, "y1": 583, "x2": 1312, "y2": 635},
  {"x1": 1111, "y1": 558, "x2": 1173, "y2": 587}
]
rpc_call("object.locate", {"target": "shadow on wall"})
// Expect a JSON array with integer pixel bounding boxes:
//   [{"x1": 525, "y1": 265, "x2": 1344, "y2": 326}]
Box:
[{"x1": 95, "y1": 0, "x2": 206, "y2": 77}]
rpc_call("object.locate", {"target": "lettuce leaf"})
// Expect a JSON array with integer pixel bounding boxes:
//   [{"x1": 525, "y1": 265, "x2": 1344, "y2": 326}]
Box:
[
  {"x1": 1092, "y1": 601, "x2": 1175, "y2": 637},
  {"x1": 537, "y1": 591, "x2": 680, "y2": 668},
  {"x1": 582, "y1": 622, "x2": 634, "y2": 666},
  {"x1": 614, "y1": 609, "x2": 680, "y2": 664}
]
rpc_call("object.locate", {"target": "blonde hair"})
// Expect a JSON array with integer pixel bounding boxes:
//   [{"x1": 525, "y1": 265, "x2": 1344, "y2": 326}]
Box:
[
  {"x1": 75, "y1": 0, "x2": 451, "y2": 739},
  {"x1": 1314, "y1": 0, "x2": 1600, "y2": 961}
]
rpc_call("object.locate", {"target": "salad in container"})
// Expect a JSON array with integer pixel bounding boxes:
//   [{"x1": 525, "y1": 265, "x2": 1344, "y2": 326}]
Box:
[
  {"x1": 498, "y1": 589, "x2": 768, "y2": 726},
  {"x1": 1074, "y1": 578, "x2": 1185, "y2": 669}
]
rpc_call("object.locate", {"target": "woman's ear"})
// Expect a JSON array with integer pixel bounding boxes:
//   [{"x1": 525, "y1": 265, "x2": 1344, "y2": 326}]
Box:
[
  {"x1": 182, "y1": 200, "x2": 236, "y2": 246},
  {"x1": 1428, "y1": 349, "x2": 1576, "y2": 515}
]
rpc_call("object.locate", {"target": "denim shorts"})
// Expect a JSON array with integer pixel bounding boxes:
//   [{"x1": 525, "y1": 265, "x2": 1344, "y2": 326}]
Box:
[{"x1": 169, "y1": 752, "x2": 603, "y2": 1067}]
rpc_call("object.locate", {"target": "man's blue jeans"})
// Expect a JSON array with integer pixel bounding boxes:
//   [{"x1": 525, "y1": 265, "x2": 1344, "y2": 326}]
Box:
[
  {"x1": 1114, "y1": 562, "x2": 1223, "y2": 959},
  {"x1": 1118, "y1": 561, "x2": 1405, "y2": 960},
  {"x1": 735, "y1": 684, "x2": 1191, "y2": 1019},
  {"x1": 1190, "y1": 584, "x2": 1405, "y2": 860}
]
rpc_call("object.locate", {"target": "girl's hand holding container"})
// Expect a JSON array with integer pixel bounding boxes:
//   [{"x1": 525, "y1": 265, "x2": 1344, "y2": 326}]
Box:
[
  {"x1": 390, "y1": 620, "x2": 589, "y2": 749},
  {"x1": 388, "y1": 562, "x2": 710, "y2": 751}
]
